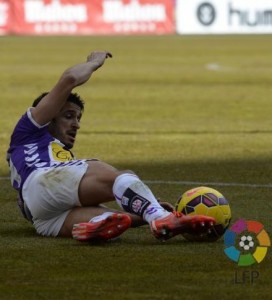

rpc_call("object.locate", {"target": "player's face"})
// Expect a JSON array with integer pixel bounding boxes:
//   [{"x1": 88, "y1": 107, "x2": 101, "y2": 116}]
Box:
[{"x1": 48, "y1": 102, "x2": 82, "y2": 149}]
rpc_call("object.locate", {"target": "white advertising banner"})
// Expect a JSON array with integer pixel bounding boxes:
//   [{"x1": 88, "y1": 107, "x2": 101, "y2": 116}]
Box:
[{"x1": 176, "y1": 0, "x2": 272, "y2": 34}]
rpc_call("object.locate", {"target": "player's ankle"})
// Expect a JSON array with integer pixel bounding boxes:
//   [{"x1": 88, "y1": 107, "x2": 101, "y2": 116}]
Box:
[
  {"x1": 89, "y1": 212, "x2": 115, "y2": 223},
  {"x1": 143, "y1": 207, "x2": 171, "y2": 224}
]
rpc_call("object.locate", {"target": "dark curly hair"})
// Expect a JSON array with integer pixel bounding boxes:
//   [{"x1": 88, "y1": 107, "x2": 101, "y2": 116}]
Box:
[{"x1": 32, "y1": 92, "x2": 85, "y2": 111}]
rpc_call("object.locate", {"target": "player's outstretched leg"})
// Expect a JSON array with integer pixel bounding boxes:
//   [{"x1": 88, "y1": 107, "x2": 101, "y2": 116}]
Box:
[
  {"x1": 150, "y1": 211, "x2": 215, "y2": 241},
  {"x1": 113, "y1": 173, "x2": 215, "y2": 241},
  {"x1": 72, "y1": 212, "x2": 132, "y2": 242}
]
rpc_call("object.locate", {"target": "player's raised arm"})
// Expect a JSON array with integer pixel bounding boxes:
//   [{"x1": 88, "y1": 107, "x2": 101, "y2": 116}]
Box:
[{"x1": 31, "y1": 51, "x2": 112, "y2": 126}]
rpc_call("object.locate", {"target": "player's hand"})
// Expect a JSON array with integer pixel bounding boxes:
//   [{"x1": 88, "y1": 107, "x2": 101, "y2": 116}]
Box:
[
  {"x1": 87, "y1": 51, "x2": 112, "y2": 71},
  {"x1": 158, "y1": 200, "x2": 175, "y2": 212}
]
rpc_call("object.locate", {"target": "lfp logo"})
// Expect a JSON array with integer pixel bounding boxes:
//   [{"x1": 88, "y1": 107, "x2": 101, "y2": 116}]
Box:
[{"x1": 224, "y1": 219, "x2": 271, "y2": 266}]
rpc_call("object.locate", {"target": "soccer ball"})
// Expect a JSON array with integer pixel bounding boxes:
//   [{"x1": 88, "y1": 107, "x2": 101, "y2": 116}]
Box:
[{"x1": 175, "y1": 186, "x2": 231, "y2": 242}]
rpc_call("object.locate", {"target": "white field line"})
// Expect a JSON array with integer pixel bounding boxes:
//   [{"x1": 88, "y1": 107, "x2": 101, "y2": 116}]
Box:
[
  {"x1": 1, "y1": 176, "x2": 271, "y2": 189},
  {"x1": 145, "y1": 180, "x2": 272, "y2": 189}
]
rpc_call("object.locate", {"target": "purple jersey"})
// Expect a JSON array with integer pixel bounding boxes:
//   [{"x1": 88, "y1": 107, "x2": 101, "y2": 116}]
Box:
[{"x1": 7, "y1": 108, "x2": 84, "y2": 192}]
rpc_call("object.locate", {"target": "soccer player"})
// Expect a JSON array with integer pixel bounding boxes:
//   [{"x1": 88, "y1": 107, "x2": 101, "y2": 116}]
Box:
[{"x1": 7, "y1": 51, "x2": 214, "y2": 242}]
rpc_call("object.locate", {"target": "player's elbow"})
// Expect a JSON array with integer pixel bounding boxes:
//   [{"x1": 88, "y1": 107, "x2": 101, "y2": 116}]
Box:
[{"x1": 61, "y1": 69, "x2": 78, "y2": 87}]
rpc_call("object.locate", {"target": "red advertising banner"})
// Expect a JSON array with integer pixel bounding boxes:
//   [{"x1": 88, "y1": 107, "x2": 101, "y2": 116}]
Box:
[
  {"x1": 90, "y1": 0, "x2": 175, "y2": 35},
  {"x1": 0, "y1": 0, "x2": 10, "y2": 35},
  {"x1": 9, "y1": 0, "x2": 175, "y2": 35}
]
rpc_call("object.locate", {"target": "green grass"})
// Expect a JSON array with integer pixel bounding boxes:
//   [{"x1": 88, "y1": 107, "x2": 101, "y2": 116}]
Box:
[{"x1": 1, "y1": 35, "x2": 272, "y2": 299}]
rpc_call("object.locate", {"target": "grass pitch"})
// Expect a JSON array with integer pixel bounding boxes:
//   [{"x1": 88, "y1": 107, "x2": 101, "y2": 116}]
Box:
[{"x1": 1, "y1": 35, "x2": 272, "y2": 299}]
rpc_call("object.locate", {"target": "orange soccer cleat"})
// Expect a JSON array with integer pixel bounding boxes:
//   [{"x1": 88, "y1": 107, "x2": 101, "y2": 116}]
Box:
[
  {"x1": 151, "y1": 211, "x2": 215, "y2": 241},
  {"x1": 72, "y1": 213, "x2": 132, "y2": 242}
]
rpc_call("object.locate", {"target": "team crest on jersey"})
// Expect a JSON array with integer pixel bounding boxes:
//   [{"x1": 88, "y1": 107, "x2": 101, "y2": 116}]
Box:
[{"x1": 50, "y1": 142, "x2": 73, "y2": 162}]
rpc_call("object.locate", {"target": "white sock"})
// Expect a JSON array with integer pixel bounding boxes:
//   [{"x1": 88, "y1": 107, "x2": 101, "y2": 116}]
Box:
[
  {"x1": 89, "y1": 212, "x2": 115, "y2": 223},
  {"x1": 113, "y1": 173, "x2": 170, "y2": 224}
]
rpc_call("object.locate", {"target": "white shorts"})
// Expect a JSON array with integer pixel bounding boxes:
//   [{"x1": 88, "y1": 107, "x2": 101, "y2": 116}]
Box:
[{"x1": 22, "y1": 161, "x2": 89, "y2": 237}]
